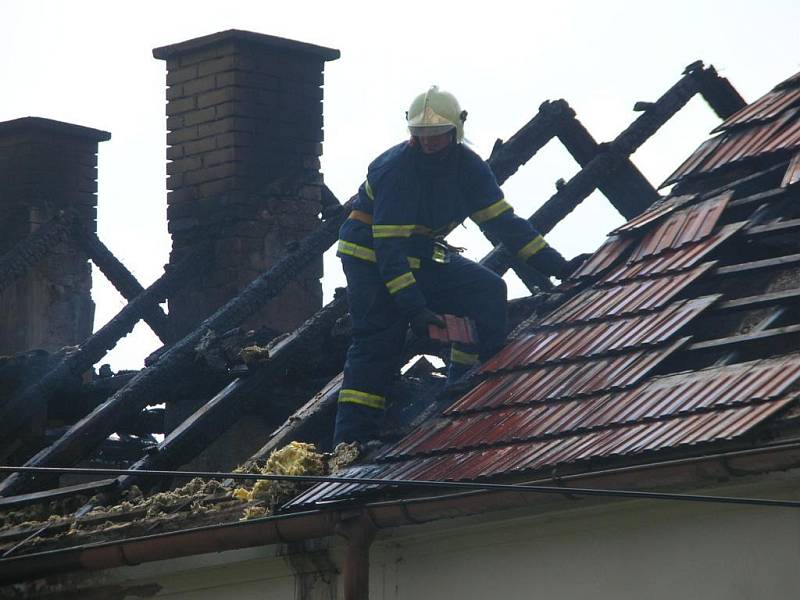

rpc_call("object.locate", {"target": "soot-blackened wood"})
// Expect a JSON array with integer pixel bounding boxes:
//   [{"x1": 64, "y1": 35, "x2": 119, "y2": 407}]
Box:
[
  {"x1": 0, "y1": 249, "x2": 205, "y2": 460},
  {"x1": 0, "y1": 479, "x2": 118, "y2": 511},
  {"x1": 113, "y1": 295, "x2": 348, "y2": 493},
  {"x1": 73, "y1": 227, "x2": 172, "y2": 343},
  {"x1": 688, "y1": 323, "x2": 800, "y2": 353},
  {"x1": 0, "y1": 210, "x2": 78, "y2": 294},
  {"x1": 715, "y1": 288, "x2": 800, "y2": 312},
  {"x1": 556, "y1": 113, "x2": 659, "y2": 218},
  {"x1": 482, "y1": 66, "x2": 710, "y2": 277},
  {"x1": 487, "y1": 99, "x2": 567, "y2": 185},
  {"x1": 695, "y1": 64, "x2": 747, "y2": 120},
  {"x1": 715, "y1": 253, "x2": 800, "y2": 277},
  {"x1": 0, "y1": 200, "x2": 352, "y2": 497},
  {"x1": 243, "y1": 373, "x2": 343, "y2": 471}
]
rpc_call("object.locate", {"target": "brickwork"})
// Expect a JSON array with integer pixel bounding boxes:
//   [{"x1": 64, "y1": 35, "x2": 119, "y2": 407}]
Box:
[
  {"x1": 0, "y1": 118, "x2": 109, "y2": 354},
  {"x1": 154, "y1": 30, "x2": 340, "y2": 337}
]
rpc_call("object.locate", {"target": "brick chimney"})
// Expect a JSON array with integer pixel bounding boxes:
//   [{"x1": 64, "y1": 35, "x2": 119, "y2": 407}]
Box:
[
  {"x1": 153, "y1": 30, "x2": 340, "y2": 338},
  {"x1": 0, "y1": 117, "x2": 109, "y2": 354}
]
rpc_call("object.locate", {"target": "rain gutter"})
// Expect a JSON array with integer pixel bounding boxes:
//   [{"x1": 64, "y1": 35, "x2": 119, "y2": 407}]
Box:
[{"x1": 2, "y1": 440, "x2": 800, "y2": 588}]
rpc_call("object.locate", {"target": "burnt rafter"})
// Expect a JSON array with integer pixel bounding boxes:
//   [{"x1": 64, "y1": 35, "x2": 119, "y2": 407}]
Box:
[
  {"x1": 71, "y1": 225, "x2": 172, "y2": 343},
  {"x1": 481, "y1": 63, "x2": 747, "y2": 280},
  {"x1": 113, "y1": 294, "x2": 349, "y2": 495},
  {"x1": 0, "y1": 209, "x2": 172, "y2": 344},
  {"x1": 0, "y1": 198, "x2": 353, "y2": 497},
  {"x1": 0, "y1": 248, "x2": 208, "y2": 461},
  {"x1": 491, "y1": 99, "x2": 659, "y2": 221}
]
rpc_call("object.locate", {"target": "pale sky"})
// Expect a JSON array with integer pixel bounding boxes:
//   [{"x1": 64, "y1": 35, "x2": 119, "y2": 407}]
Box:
[{"x1": 3, "y1": 0, "x2": 799, "y2": 369}]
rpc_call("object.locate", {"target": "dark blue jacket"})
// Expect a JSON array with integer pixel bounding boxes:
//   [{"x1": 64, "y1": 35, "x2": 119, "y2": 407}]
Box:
[{"x1": 337, "y1": 142, "x2": 551, "y2": 317}]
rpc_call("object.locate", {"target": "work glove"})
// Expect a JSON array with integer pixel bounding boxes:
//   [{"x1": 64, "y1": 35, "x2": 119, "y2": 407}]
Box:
[
  {"x1": 558, "y1": 253, "x2": 593, "y2": 280},
  {"x1": 526, "y1": 246, "x2": 568, "y2": 278},
  {"x1": 409, "y1": 308, "x2": 445, "y2": 338}
]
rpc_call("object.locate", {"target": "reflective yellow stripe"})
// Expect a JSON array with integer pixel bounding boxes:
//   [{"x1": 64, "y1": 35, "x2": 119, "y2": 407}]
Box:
[
  {"x1": 364, "y1": 178, "x2": 375, "y2": 200},
  {"x1": 471, "y1": 198, "x2": 512, "y2": 225},
  {"x1": 337, "y1": 240, "x2": 377, "y2": 262},
  {"x1": 337, "y1": 241, "x2": 420, "y2": 269},
  {"x1": 338, "y1": 388, "x2": 385, "y2": 410},
  {"x1": 373, "y1": 224, "x2": 416, "y2": 238},
  {"x1": 517, "y1": 235, "x2": 548, "y2": 261},
  {"x1": 386, "y1": 272, "x2": 416, "y2": 294},
  {"x1": 451, "y1": 348, "x2": 479, "y2": 366}
]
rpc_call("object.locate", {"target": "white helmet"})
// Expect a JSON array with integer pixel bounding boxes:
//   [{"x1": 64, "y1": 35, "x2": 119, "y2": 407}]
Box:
[{"x1": 406, "y1": 86, "x2": 467, "y2": 142}]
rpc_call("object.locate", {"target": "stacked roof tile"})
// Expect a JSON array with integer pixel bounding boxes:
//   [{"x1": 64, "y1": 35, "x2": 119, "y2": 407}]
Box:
[{"x1": 665, "y1": 72, "x2": 800, "y2": 186}]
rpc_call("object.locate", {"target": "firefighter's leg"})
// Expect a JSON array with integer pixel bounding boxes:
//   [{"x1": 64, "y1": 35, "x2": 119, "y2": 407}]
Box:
[
  {"x1": 333, "y1": 259, "x2": 407, "y2": 447},
  {"x1": 447, "y1": 344, "x2": 481, "y2": 382},
  {"x1": 418, "y1": 254, "x2": 508, "y2": 360}
]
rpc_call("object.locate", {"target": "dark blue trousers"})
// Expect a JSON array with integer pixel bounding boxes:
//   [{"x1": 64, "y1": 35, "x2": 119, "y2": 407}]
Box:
[{"x1": 333, "y1": 254, "x2": 507, "y2": 446}]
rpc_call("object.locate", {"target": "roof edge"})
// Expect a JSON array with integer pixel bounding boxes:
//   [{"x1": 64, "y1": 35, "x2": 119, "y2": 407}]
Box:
[
  {"x1": 3, "y1": 440, "x2": 800, "y2": 586},
  {"x1": 153, "y1": 29, "x2": 340, "y2": 62}
]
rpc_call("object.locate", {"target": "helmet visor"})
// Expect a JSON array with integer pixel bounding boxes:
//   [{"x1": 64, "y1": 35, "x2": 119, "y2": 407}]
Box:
[{"x1": 409, "y1": 124, "x2": 455, "y2": 137}]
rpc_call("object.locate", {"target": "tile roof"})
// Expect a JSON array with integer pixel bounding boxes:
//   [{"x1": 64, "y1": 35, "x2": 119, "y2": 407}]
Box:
[
  {"x1": 664, "y1": 70, "x2": 800, "y2": 186},
  {"x1": 289, "y1": 83, "x2": 800, "y2": 508}
]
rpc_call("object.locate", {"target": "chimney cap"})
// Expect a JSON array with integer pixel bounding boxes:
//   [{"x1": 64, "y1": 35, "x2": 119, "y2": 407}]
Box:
[
  {"x1": 153, "y1": 29, "x2": 340, "y2": 62},
  {"x1": 0, "y1": 117, "x2": 111, "y2": 142}
]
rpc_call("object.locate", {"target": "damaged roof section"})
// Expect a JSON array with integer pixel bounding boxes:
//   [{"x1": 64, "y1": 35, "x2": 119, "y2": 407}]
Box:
[
  {"x1": 289, "y1": 69, "x2": 800, "y2": 509},
  {"x1": 665, "y1": 72, "x2": 800, "y2": 186},
  {"x1": 0, "y1": 60, "x2": 769, "y2": 576}
]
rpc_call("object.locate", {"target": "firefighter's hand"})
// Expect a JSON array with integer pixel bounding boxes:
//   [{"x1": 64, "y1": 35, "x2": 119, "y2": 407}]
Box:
[
  {"x1": 410, "y1": 309, "x2": 445, "y2": 338},
  {"x1": 558, "y1": 253, "x2": 593, "y2": 280}
]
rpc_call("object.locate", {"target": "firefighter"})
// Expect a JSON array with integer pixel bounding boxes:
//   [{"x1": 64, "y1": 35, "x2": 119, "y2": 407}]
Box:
[{"x1": 333, "y1": 86, "x2": 579, "y2": 447}]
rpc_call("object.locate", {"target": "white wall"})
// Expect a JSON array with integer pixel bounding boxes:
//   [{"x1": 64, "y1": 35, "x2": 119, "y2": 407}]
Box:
[{"x1": 370, "y1": 475, "x2": 800, "y2": 600}]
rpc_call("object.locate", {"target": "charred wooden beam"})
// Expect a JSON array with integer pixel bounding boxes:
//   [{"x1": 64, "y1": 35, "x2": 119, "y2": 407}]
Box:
[
  {"x1": 113, "y1": 294, "x2": 348, "y2": 493},
  {"x1": 0, "y1": 210, "x2": 78, "y2": 294},
  {"x1": 715, "y1": 253, "x2": 800, "y2": 277},
  {"x1": 687, "y1": 323, "x2": 800, "y2": 353},
  {"x1": 0, "y1": 200, "x2": 352, "y2": 497},
  {"x1": 714, "y1": 288, "x2": 800, "y2": 313},
  {"x1": 0, "y1": 248, "x2": 206, "y2": 462},
  {"x1": 556, "y1": 111, "x2": 659, "y2": 218},
  {"x1": 487, "y1": 99, "x2": 567, "y2": 184},
  {"x1": 482, "y1": 65, "x2": 716, "y2": 277},
  {"x1": 746, "y1": 218, "x2": 800, "y2": 238},
  {"x1": 244, "y1": 373, "x2": 343, "y2": 469},
  {"x1": 693, "y1": 64, "x2": 747, "y2": 120},
  {"x1": 72, "y1": 226, "x2": 172, "y2": 343},
  {"x1": 0, "y1": 479, "x2": 118, "y2": 511},
  {"x1": 116, "y1": 408, "x2": 165, "y2": 437}
]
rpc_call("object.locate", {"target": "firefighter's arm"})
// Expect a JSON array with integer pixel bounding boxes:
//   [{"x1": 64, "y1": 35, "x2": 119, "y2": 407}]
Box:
[
  {"x1": 466, "y1": 160, "x2": 568, "y2": 278},
  {"x1": 371, "y1": 176, "x2": 428, "y2": 318}
]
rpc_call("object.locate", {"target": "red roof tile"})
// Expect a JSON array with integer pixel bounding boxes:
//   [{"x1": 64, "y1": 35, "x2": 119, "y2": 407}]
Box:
[
  {"x1": 540, "y1": 262, "x2": 714, "y2": 325},
  {"x1": 600, "y1": 223, "x2": 743, "y2": 284},
  {"x1": 481, "y1": 295, "x2": 718, "y2": 372},
  {"x1": 626, "y1": 192, "x2": 732, "y2": 262},
  {"x1": 386, "y1": 355, "x2": 800, "y2": 458},
  {"x1": 447, "y1": 340, "x2": 687, "y2": 413}
]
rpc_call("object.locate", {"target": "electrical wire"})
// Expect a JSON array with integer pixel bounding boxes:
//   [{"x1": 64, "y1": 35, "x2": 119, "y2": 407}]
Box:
[{"x1": 1, "y1": 465, "x2": 799, "y2": 509}]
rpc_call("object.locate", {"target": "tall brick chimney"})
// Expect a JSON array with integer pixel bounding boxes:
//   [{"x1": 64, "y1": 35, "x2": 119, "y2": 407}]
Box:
[
  {"x1": 0, "y1": 117, "x2": 109, "y2": 354},
  {"x1": 153, "y1": 30, "x2": 340, "y2": 338}
]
